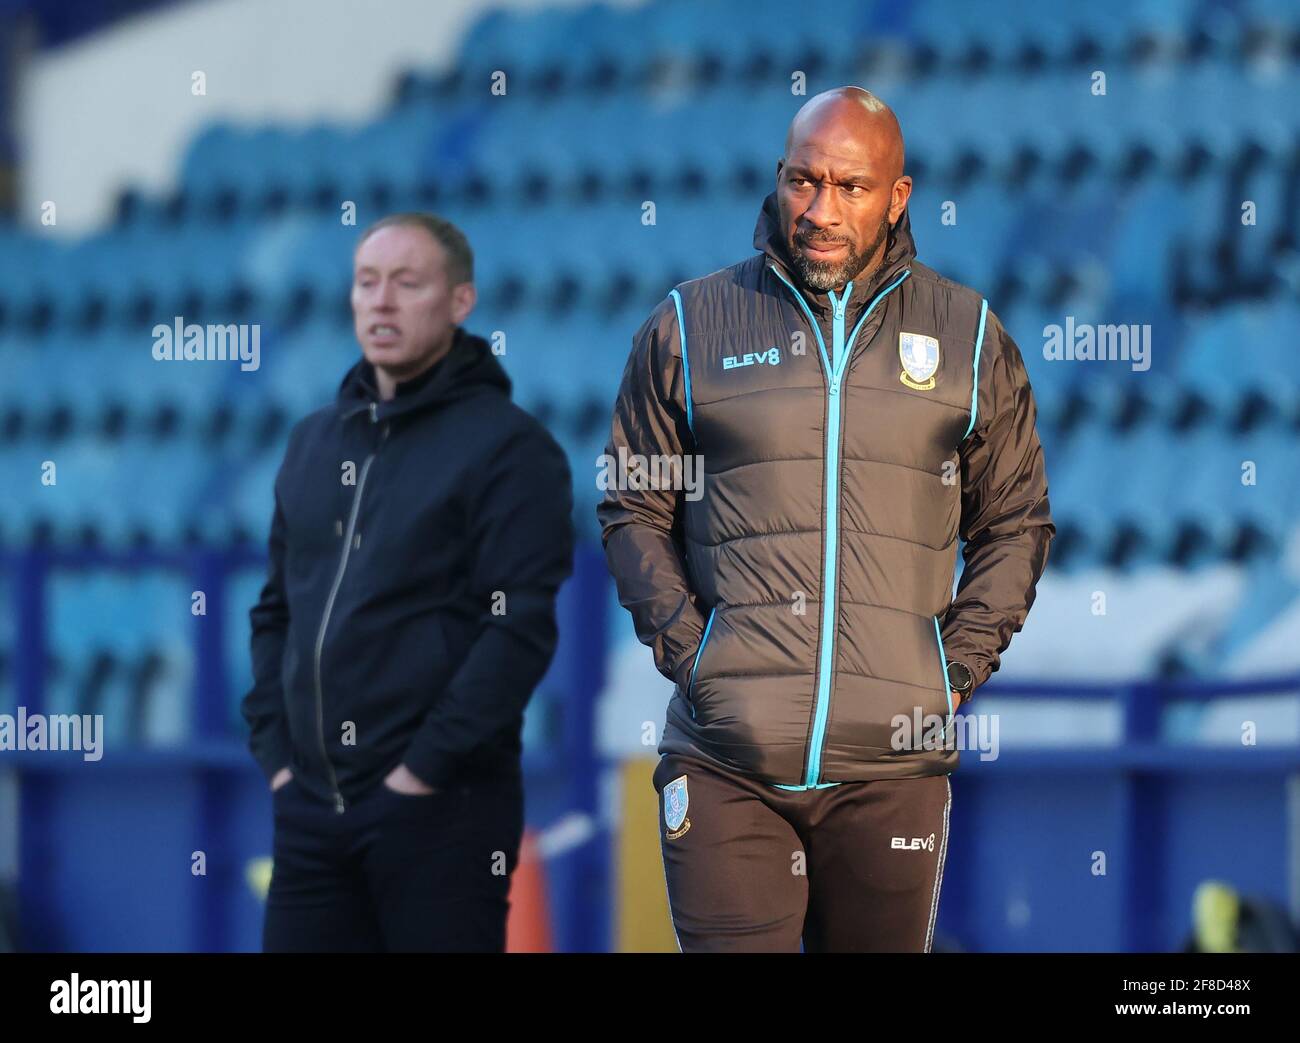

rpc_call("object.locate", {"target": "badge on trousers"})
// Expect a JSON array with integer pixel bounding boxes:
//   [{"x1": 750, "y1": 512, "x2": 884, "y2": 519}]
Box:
[{"x1": 664, "y1": 774, "x2": 691, "y2": 839}]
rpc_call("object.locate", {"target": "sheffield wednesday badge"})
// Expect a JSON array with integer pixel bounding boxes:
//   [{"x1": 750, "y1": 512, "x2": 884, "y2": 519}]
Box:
[
  {"x1": 664, "y1": 774, "x2": 691, "y2": 839},
  {"x1": 899, "y1": 332, "x2": 940, "y2": 390}
]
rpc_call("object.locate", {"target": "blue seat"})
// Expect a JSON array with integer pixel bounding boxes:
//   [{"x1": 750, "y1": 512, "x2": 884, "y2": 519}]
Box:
[{"x1": 1179, "y1": 303, "x2": 1300, "y2": 411}]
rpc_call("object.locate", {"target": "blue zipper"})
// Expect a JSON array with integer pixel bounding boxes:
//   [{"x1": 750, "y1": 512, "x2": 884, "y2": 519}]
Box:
[
  {"x1": 686, "y1": 606, "x2": 718, "y2": 719},
  {"x1": 769, "y1": 263, "x2": 912, "y2": 787},
  {"x1": 669, "y1": 288, "x2": 696, "y2": 438}
]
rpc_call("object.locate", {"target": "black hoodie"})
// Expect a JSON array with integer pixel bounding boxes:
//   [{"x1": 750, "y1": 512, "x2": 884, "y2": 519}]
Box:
[{"x1": 242, "y1": 326, "x2": 575, "y2": 812}]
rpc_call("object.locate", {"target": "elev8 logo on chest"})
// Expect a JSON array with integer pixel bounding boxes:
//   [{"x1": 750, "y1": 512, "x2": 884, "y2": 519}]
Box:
[{"x1": 723, "y1": 346, "x2": 781, "y2": 370}]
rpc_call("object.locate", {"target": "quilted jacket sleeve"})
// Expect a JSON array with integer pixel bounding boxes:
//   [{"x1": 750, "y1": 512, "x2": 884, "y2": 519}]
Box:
[
  {"x1": 596, "y1": 295, "x2": 708, "y2": 690},
  {"x1": 940, "y1": 307, "x2": 1056, "y2": 693}
]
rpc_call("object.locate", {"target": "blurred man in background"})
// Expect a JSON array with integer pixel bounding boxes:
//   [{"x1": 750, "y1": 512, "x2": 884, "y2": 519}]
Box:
[
  {"x1": 241, "y1": 213, "x2": 575, "y2": 952},
  {"x1": 598, "y1": 87, "x2": 1054, "y2": 952}
]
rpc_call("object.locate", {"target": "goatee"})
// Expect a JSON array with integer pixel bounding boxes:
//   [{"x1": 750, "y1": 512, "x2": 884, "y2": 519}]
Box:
[{"x1": 791, "y1": 213, "x2": 892, "y2": 292}]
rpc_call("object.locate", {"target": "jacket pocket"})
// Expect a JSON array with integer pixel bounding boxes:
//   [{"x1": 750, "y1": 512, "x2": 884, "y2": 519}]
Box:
[{"x1": 684, "y1": 606, "x2": 719, "y2": 719}]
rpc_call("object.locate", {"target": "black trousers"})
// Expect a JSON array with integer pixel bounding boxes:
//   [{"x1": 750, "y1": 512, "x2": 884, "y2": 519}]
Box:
[
  {"x1": 263, "y1": 772, "x2": 523, "y2": 952},
  {"x1": 653, "y1": 752, "x2": 951, "y2": 953}
]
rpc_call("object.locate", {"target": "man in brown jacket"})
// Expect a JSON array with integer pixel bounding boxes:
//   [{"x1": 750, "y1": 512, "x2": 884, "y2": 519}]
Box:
[{"x1": 597, "y1": 87, "x2": 1055, "y2": 951}]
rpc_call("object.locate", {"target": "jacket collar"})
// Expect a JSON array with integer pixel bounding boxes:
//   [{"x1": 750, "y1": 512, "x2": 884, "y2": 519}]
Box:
[
  {"x1": 753, "y1": 189, "x2": 916, "y2": 319},
  {"x1": 337, "y1": 325, "x2": 512, "y2": 422}
]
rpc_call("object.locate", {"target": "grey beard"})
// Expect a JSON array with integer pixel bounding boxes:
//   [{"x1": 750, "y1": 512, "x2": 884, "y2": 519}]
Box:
[{"x1": 791, "y1": 215, "x2": 891, "y2": 292}]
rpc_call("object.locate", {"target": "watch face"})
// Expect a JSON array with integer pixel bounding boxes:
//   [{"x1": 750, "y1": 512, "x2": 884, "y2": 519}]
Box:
[{"x1": 947, "y1": 662, "x2": 972, "y2": 691}]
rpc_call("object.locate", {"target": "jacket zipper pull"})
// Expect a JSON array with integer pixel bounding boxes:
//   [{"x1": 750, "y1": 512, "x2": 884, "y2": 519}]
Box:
[
  {"x1": 333, "y1": 793, "x2": 346, "y2": 815},
  {"x1": 369, "y1": 401, "x2": 378, "y2": 423}
]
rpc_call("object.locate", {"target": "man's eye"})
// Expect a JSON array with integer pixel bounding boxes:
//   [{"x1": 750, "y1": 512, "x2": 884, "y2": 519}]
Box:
[{"x1": 843, "y1": 185, "x2": 864, "y2": 194}]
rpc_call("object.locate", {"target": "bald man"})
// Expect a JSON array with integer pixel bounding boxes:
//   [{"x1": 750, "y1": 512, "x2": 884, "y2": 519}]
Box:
[{"x1": 598, "y1": 88, "x2": 1055, "y2": 952}]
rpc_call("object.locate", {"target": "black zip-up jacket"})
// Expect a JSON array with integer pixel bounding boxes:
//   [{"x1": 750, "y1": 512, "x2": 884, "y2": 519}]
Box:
[
  {"x1": 241, "y1": 326, "x2": 575, "y2": 812},
  {"x1": 597, "y1": 192, "x2": 1054, "y2": 787}
]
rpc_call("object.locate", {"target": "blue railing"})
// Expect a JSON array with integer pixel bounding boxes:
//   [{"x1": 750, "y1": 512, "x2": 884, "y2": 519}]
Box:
[{"x1": 941, "y1": 675, "x2": 1300, "y2": 951}]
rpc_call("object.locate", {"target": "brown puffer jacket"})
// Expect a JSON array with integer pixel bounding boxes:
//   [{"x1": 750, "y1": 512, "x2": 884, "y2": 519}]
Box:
[{"x1": 596, "y1": 190, "x2": 1055, "y2": 788}]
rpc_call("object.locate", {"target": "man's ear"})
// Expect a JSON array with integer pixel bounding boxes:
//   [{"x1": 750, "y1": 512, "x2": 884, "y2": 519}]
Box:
[
  {"x1": 889, "y1": 175, "x2": 913, "y2": 223},
  {"x1": 451, "y1": 282, "x2": 477, "y2": 325}
]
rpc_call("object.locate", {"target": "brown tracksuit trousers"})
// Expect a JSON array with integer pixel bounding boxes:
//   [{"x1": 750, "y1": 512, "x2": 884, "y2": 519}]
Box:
[{"x1": 654, "y1": 753, "x2": 951, "y2": 952}]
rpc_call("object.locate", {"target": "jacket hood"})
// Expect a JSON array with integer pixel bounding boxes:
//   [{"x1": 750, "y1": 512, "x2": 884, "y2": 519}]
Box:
[
  {"x1": 337, "y1": 325, "x2": 511, "y2": 422},
  {"x1": 753, "y1": 189, "x2": 917, "y2": 316}
]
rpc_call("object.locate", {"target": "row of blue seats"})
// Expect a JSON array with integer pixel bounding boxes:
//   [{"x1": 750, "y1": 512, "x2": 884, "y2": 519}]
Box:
[
  {"x1": 0, "y1": 393, "x2": 615, "y2": 446},
  {"x1": 415, "y1": 0, "x2": 1299, "y2": 94},
  {"x1": 32, "y1": 569, "x2": 316, "y2": 741},
  {"x1": 1, "y1": 286, "x2": 1296, "y2": 420},
  {"x1": 3, "y1": 501, "x2": 1290, "y2": 573},
  {"x1": 117, "y1": 137, "x2": 1295, "y2": 240},
  {"x1": 152, "y1": 69, "x2": 1300, "y2": 222},
  {"x1": 3, "y1": 405, "x2": 1295, "y2": 530},
  {"x1": 1, "y1": 386, "x2": 1295, "y2": 458},
  {"x1": 1, "y1": 377, "x2": 1295, "y2": 459},
  {"x1": 0, "y1": 241, "x2": 1284, "y2": 348},
  {"x1": 5, "y1": 165, "x2": 1290, "y2": 330}
]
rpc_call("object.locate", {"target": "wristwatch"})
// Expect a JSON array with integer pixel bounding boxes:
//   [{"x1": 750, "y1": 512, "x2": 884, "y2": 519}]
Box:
[{"x1": 946, "y1": 660, "x2": 974, "y2": 696}]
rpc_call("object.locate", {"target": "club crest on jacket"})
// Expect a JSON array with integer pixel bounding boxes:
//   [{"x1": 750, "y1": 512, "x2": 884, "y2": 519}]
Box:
[
  {"x1": 664, "y1": 774, "x2": 690, "y2": 838},
  {"x1": 899, "y1": 332, "x2": 940, "y2": 390}
]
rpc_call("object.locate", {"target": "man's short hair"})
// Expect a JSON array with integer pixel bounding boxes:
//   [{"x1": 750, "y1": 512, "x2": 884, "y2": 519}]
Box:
[{"x1": 355, "y1": 212, "x2": 474, "y2": 285}]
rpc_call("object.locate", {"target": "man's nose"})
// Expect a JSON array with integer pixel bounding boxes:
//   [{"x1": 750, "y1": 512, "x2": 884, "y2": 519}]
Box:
[{"x1": 801, "y1": 185, "x2": 841, "y2": 229}]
